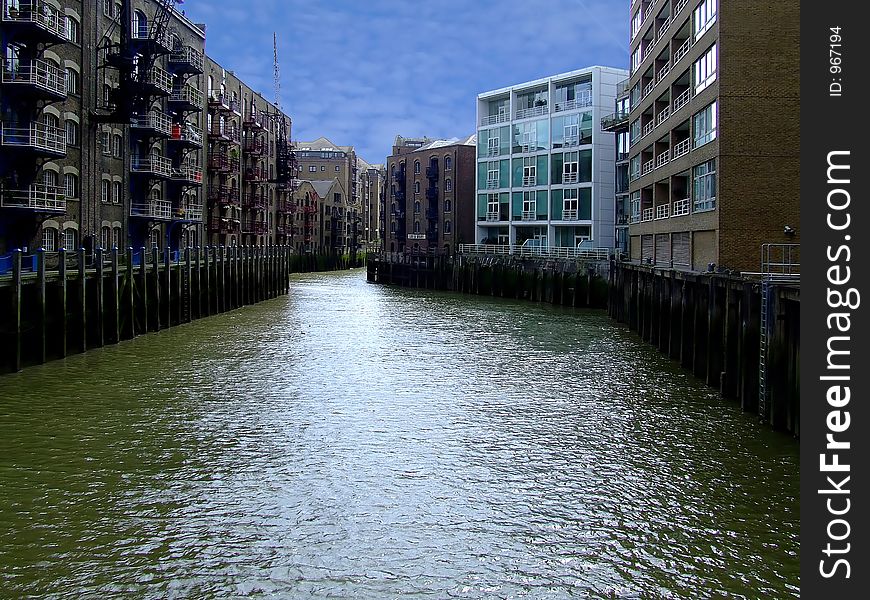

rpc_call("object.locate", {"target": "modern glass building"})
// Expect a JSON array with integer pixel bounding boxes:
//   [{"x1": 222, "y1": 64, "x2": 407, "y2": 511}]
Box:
[{"x1": 475, "y1": 66, "x2": 629, "y2": 250}]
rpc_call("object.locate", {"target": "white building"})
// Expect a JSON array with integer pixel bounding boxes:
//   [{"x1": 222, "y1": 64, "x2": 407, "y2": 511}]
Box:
[{"x1": 475, "y1": 66, "x2": 628, "y2": 250}]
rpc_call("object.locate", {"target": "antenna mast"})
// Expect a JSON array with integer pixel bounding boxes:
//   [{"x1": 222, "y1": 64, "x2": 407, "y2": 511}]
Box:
[{"x1": 273, "y1": 32, "x2": 281, "y2": 110}]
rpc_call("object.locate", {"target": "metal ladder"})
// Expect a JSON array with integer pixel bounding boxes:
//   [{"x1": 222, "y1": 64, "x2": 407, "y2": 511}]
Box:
[{"x1": 758, "y1": 278, "x2": 772, "y2": 420}]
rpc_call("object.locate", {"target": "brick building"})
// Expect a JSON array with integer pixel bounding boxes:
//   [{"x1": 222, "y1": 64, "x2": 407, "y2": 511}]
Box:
[
  {"x1": 384, "y1": 134, "x2": 476, "y2": 255},
  {"x1": 625, "y1": 0, "x2": 799, "y2": 272}
]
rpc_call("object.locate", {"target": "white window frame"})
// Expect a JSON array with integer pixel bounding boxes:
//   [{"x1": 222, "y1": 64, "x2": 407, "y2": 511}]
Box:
[
  {"x1": 523, "y1": 156, "x2": 537, "y2": 186},
  {"x1": 63, "y1": 228, "x2": 77, "y2": 251},
  {"x1": 693, "y1": 100, "x2": 718, "y2": 147},
  {"x1": 693, "y1": 0, "x2": 717, "y2": 40},
  {"x1": 64, "y1": 173, "x2": 77, "y2": 198},
  {"x1": 487, "y1": 163, "x2": 499, "y2": 187},
  {"x1": 101, "y1": 179, "x2": 110, "y2": 204},
  {"x1": 693, "y1": 159, "x2": 717, "y2": 212},
  {"x1": 563, "y1": 151, "x2": 579, "y2": 183},
  {"x1": 42, "y1": 228, "x2": 57, "y2": 251},
  {"x1": 522, "y1": 190, "x2": 536, "y2": 220},
  {"x1": 487, "y1": 136, "x2": 499, "y2": 156},
  {"x1": 563, "y1": 188, "x2": 579, "y2": 220},
  {"x1": 112, "y1": 181, "x2": 122, "y2": 205},
  {"x1": 694, "y1": 44, "x2": 717, "y2": 94}
]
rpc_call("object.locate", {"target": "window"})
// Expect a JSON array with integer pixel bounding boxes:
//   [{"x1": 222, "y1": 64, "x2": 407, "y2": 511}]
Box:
[
  {"x1": 335, "y1": 165, "x2": 340, "y2": 171},
  {"x1": 630, "y1": 156, "x2": 641, "y2": 180},
  {"x1": 113, "y1": 227, "x2": 121, "y2": 249},
  {"x1": 66, "y1": 16, "x2": 79, "y2": 43},
  {"x1": 63, "y1": 228, "x2": 77, "y2": 250},
  {"x1": 630, "y1": 119, "x2": 641, "y2": 145},
  {"x1": 444, "y1": 220, "x2": 452, "y2": 234},
  {"x1": 445, "y1": 156, "x2": 452, "y2": 171},
  {"x1": 694, "y1": 0, "x2": 717, "y2": 40},
  {"x1": 320, "y1": 165, "x2": 325, "y2": 171},
  {"x1": 112, "y1": 181, "x2": 122, "y2": 205},
  {"x1": 693, "y1": 159, "x2": 717, "y2": 212},
  {"x1": 414, "y1": 201, "x2": 421, "y2": 214},
  {"x1": 101, "y1": 226, "x2": 110, "y2": 250},
  {"x1": 64, "y1": 173, "x2": 78, "y2": 198},
  {"x1": 100, "y1": 130, "x2": 111, "y2": 156},
  {"x1": 309, "y1": 166, "x2": 316, "y2": 172},
  {"x1": 694, "y1": 44, "x2": 717, "y2": 93},
  {"x1": 487, "y1": 136, "x2": 499, "y2": 156},
  {"x1": 445, "y1": 178, "x2": 452, "y2": 192},
  {"x1": 631, "y1": 47, "x2": 641, "y2": 75},
  {"x1": 630, "y1": 191, "x2": 641, "y2": 222},
  {"x1": 414, "y1": 181, "x2": 420, "y2": 194},
  {"x1": 563, "y1": 152, "x2": 579, "y2": 183},
  {"x1": 65, "y1": 67, "x2": 79, "y2": 95},
  {"x1": 487, "y1": 193, "x2": 499, "y2": 217},
  {"x1": 113, "y1": 134, "x2": 122, "y2": 157},
  {"x1": 149, "y1": 228, "x2": 160, "y2": 249},
  {"x1": 133, "y1": 10, "x2": 148, "y2": 39},
  {"x1": 65, "y1": 119, "x2": 79, "y2": 146},
  {"x1": 101, "y1": 179, "x2": 110, "y2": 203},
  {"x1": 487, "y1": 162, "x2": 499, "y2": 187},
  {"x1": 563, "y1": 188, "x2": 579, "y2": 219},
  {"x1": 414, "y1": 161, "x2": 421, "y2": 174},
  {"x1": 444, "y1": 198, "x2": 452, "y2": 213},
  {"x1": 42, "y1": 228, "x2": 57, "y2": 251},
  {"x1": 414, "y1": 221, "x2": 421, "y2": 233},
  {"x1": 693, "y1": 101, "x2": 717, "y2": 147},
  {"x1": 522, "y1": 191, "x2": 536, "y2": 219},
  {"x1": 42, "y1": 169, "x2": 58, "y2": 188},
  {"x1": 523, "y1": 156, "x2": 537, "y2": 186},
  {"x1": 631, "y1": 9, "x2": 643, "y2": 41}
]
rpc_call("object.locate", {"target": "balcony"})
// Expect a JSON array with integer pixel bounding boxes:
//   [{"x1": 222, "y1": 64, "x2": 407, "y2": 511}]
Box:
[
  {"x1": 1, "y1": 121, "x2": 66, "y2": 156},
  {"x1": 643, "y1": 80, "x2": 655, "y2": 99},
  {"x1": 243, "y1": 137, "x2": 265, "y2": 156},
  {"x1": 141, "y1": 65, "x2": 173, "y2": 96},
  {"x1": 174, "y1": 203, "x2": 203, "y2": 222},
  {"x1": 209, "y1": 217, "x2": 241, "y2": 234},
  {"x1": 485, "y1": 211, "x2": 500, "y2": 222},
  {"x1": 521, "y1": 211, "x2": 536, "y2": 221},
  {"x1": 244, "y1": 166, "x2": 267, "y2": 183},
  {"x1": 131, "y1": 200, "x2": 172, "y2": 220},
  {"x1": 208, "y1": 185, "x2": 240, "y2": 207},
  {"x1": 169, "y1": 84, "x2": 204, "y2": 111},
  {"x1": 673, "y1": 38, "x2": 693, "y2": 66},
  {"x1": 554, "y1": 96, "x2": 593, "y2": 113},
  {"x1": 642, "y1": 159, "x2": 654, "y2": 176},
  {"x1": 655, "y1": 149, "x2": 670, "y2": 169},
  {"x1": 277, "y1": 200, "x2": 296, "y2": 215},
  {"x1": 168, "y1": 46, "x2": 204, "y2": 74},
  {"x1": 131, "y1": 154, "x2": 172, "y2": 178},
  {"x1": 672, "y1": 138, "x2": 691, "y2": 160},
  {"x1": 425, "y1": 187, "x2": 438, "y2": 200},
  {"x1": 656, "y1": 62, "x2": 672, "y2": 84},
  {"x1": 242, "y1": 220, "x2": 267, "y2": 235},
  {"x1": 0, "y1": 183, "x2": 65, "y2": 212},
  {"x1": 563, "y1": 172, "x2": 579, "y2": 184},
  {"x1": 601, "y1": 110, "x2": 630, "y2": 132},
  {"x1": 208, "y1": 93, "x2": 233, "y2": 113},
  {"x1": 655, "y1": 204, "x2": 670, "y2": 220},
  {"x1": 171, "y1": 164, "x2": 203, "y2": 185},
  {"x1": 1, "y1": 59, "x2": 66, "y2": 99},
  {"x1": 480, "y1": 113, "x2": 509, "y2": 126},
  {"x1": 243, "y1": 192, "x2": 266, "y2": 210},
  {"x1": 562, "y1": 209, "x2": 579, "y2": 221},
  {"x1": 131, "y1": 111, "x2": 172, "y2": 137},
  {"x1": 672, "y1": 198, "x2": 690, "y2": 217},
  {"x1": 207, "y1": 152, "x2": 240, "y2": 173},
  {"x1": 426, "y1": 165, "x2": 439, "y2": 179},
  {"x1": 169, "y1": 122, "x2": 203, "y2": 148},
  {"x1": 1, "y1": 0, "x2": 67, "y2": 41},
  {"x1": 641, "y1": 208, "x2": 654, "y2": 222},
  {"x1": 303, "y1": 205, "x2": 317, "y2": 215},
  {"x1": 672, "y1": 88, "x2": 692, "y2": 112},
  {"x1": 642, "y1": 121, "x2": 654, "y2": 138},
  {"x1": 243, "y1": 111, "x2": 264, "y2": 129},
  {"x1": 656, "y1": 106, "x2": 671, "y2": 126},
  {"x1": 130, "y1": 27, "x2": 172, "y2": 54},
  {"x1": 209, "y1": 123, "x2": 241, "y2": 145},
  {"x1": 486, "y1": 179, "x2": 500, "y2": 190},
  {"x1": 522, "y1": 175, "x2": 537, "y2": 187},
  {"x1": 515, "y1": 105, "x2": 548, "y2": 120}
]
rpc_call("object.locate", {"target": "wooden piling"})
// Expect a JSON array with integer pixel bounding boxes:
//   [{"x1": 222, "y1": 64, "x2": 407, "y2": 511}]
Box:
[
  {"x1": 58, "y1": 248, "x2": 68, "y2": 358},
  {"x1": 11, "y1": 250, "x2": 22, "y2": 371},
  {"x1": 37, "y1": 248, "x2": 46, "y2": 364},
  {"x1": 77, "y1": 247, "x2": 87, "y2": 351},
  {"x1": 95, "y1": 248, "x2": 105, "y2": 348}
]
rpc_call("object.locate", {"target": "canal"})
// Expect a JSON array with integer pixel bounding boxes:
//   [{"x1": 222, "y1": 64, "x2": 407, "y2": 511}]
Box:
[{"x1": 0, "y1": 269, "x2": 799, "y2": 598}]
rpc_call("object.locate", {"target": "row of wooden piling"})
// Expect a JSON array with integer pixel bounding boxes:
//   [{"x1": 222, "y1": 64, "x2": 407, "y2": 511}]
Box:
[
  {"x1": 608, "y1": 263, "x2": 800, "y2": 434},
  {"x1": 366, "y1": 254, "x2": 609, "y2": 308},
  {"x1": 1, "y1": 245, "x2": 293, "y2": 373}
]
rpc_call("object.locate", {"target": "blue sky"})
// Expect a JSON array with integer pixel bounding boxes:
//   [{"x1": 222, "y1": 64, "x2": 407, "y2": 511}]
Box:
[{"x1": 182, "y1": 0, "x2": 629, "y2": 164}]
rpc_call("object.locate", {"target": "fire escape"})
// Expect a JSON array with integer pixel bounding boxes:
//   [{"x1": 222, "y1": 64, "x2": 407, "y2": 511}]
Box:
[
  {"x1": 391, "y1": 163, "x2": 407, "y2": 251},
  {"x1": 95, "y1": 0, "x2": 178, "y2": 248},
  {"x1": 302, "y1": 192, "x2": 316, "y2": 253},
  {"x1": 271, "y1": 110, "x2": 298, "y2": 246},
  {"x1": 425, "y1": 158, "x2": 439, "y2": 251},
  {"x1": 206, "y1": 88, "x2": 241, "y2": 241},
  {"x1": 0, "y1": 0, "x2": 70, "y2": 249},
  {"x1": 241, "y1": 100, "x2": 267, "y2": 241}
]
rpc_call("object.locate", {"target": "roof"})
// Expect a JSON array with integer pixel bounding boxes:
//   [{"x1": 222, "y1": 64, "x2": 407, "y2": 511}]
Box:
[
  {"x1": 293, "y1": 136, "x2": 354, "y2": 154},
  {"x1": 310, "y1": 179, "x2": 338, "y2": 198},
  {"x1": 413, "y1": 134, "x2": 477, "y2": 151}
]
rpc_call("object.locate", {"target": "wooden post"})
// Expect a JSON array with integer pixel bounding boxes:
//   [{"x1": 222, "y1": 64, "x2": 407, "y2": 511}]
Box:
[
  {"x1": 176, "y1": 248, "x2": 182, "y2": 325},
  {"x1": 37, "y1": 248, "x2": 47, "y2": 364},
  {"x1": 11, "y1": 250, "x2": 22, "y2": 371},
  {"x1": 152, "y1": 245, "x2": 160, "y2": 331},
  {"x1": 95, "y1": 247, "x2": 105, "y2": 348},
  {"x1": 77, "y1": 247, "x2": 87, "y2": 352},
  {"x1": 125, "y1": 248, "x2": 135, "y2": 339},
  {"x1": 58, "y1": 248, "x2": 68, "y2": 358},
  {"x1": 204, "y1": 246, "x2": 211, "y2": 317},
  {"x1": 163, "y1": 247, "x2": 172, "y2": 327},
  {"x1": 194, "y1": 246, "x2": 202, "y2": 320},
  {"x1": 139, "y1": 247, "x2": 149, "y2": 333},
  {"x1": 218, "y1": 245, "x2": 226, "y2": 313},
  {"x1": 111, "y1": 247, "x2": 120, "y2": 344},
  {"x1": 185, "y1": 246, "x2": 192, "y2": 323}
]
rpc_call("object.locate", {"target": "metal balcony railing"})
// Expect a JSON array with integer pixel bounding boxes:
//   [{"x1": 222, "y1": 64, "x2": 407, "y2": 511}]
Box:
[
  {"x1": 672, "y1": 138, "x2": 691, "y2": 160},
  {"x1": 642, "y1": 160, "x2": 654, "y2": 176},
  {"x1": 209, "y1": 217, "x2": 241, "y2": 234},
  {"x1": 655, "y1": 150, "x2": 670, "y2": 168},
  {"x1": 168, "y1": 46, "x2": 204, "y2": 73},
  {"x1": 521, "y1": 210, "x2": 537, "y2": 221},
  {"x1": 562, "y1": 208, "x2": 579, "y2": 220},
  {"x1": 516, "y1": 104, "x2": 548, "y2": 119},
  {"x1": 169, "y1": 122, "x2": 203, "y2": 146},
  {"x1": 131, "y1": 111, "x2": 172, "y2": 136},
  {"x1": 170, "y1": 84, "x2": 204, "y2": 109},
  {"x1": 656, "y1": 106, "x2": 671, "y2": 126},
  {"x1": 1, "y1": 58, "x2": 66, "y2": 97},
  {"x1": 131, "y1": 154, "x2": 172, "y2": 178},
  {"x1": 458, "y1": 244, "x2": 611, "y2": 260},
  {"x1": 642, "y1": 121, "x2": 654, "y2": 138},
  {"x1": 485, "y1": 211, "x2": 500, "y2": 222},
  {"x1": 672, "y1": 198, "x2": 690, "y2": 216},
  {"x1": 480, "y1": 113, "x2": 509, "y2": 126},
  {"x1": 554, "y1": 95, "x2": 592, "y2": 112},
  {"x1": 130, "y1": 200, "x2": 172, "y2": 220},
  {"x1": 175, "y1": 203, "x2": 203, "y2": 221},
  {"x1": 243, "y1": 192, "x2": 266, "y2": 210},
  {"x1": 143, "y1": 65, "x2": 173, "y2": 95},
  {"x1": 171, "y1": 164, "x2": 203, "y2": 183},
  {"x1": 673, "y1": 88, "x2": 692, "y2": 112},
  {"x1": 131, "y1": 26, "x2": 172, "y2": 52},
  {"x1": 0, "y1": 121, "x2": 65, "y2": 154},
  {"x1": 673, "y1": 38, "x2": 693, "y2": 65},
  {"x1": 643, "y1": 80, "x2": 655, "y2": 98},
  {"x1": 522, "y1": 175, "x2": 537, "y2": 187},
  {"x1": 2, "y1": 0, "x2": 66, "y2": 39},
  {"x1": 655, "y1": 204, "x2": 670, "y2": 219},
  {"x1": 642, "y1": 207, "x2": 654, "y2": 222},
  {"x1": 0, "y1": 183, "x2": 65, "y2": 211},
  {"x1": 601, "y1": 110, "x2": 630, "y2": 131}
]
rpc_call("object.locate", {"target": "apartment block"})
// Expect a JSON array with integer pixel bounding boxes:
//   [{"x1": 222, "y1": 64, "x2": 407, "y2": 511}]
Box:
[
  {"x1": 475, "y1": 66, "x2": 628, "y2": 250},
  {"x1": 205, "y1": 58, "x2": 297, "y2": 248},
  {"x1": 357, "y1": 157, "x2": 385, "y2": 252},
  {"x1": 1, "y1": 0, "x2": 207, "y2": 254},
  {"x1": 625, "y1": 0, "x2": 799, "y2": 272},
  {"x1": 601, "y1": 79, "x2": 632, "y2": 255},
  {"x1": 384, "y1": 134, "x2": 476, "y2": 255}
]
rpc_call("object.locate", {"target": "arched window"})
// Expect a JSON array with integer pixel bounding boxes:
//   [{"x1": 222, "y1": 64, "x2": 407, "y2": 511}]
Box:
[
  {"x1": 42, "y1": 228, "x2": 57, "y2": 251},
  {"x1": 444, "y1": 198, "x2": 452, "y2": 213},
  {"x1": 64, "y1": 173, "x2": 78, "y2": 198},
  {"x1": 42, "y1": 169, "x2": 58, "y2": 189},
  {"x1": 112, "y1": 181, "x2": 122, "y2": 204},
  {"x1": 445, "y1": 156, "x2": 452, "y2": 171},
  {"x1": 63, "y1": 228, "x2": 77, "y2": 250},
  {"x1": 65, "y1": 16, "x2": 80, "y2": 43},
  {"x1": 133, "y1": 10, "x2": 148, "y2": 39},
  {"x1": 445, "y1": 178, "x2": 452, "y2": 192},
  {"x1": 444, "y1": 220, "x2": 452, "y2": 234},
  {"x1": 414, "y1": 160, "x2": 420, "y2": 174},
  {"x1": 101, "y1": 179, "x2": 110, "y2": 203},
  {"x1": 414, "y1": 201, "x2": 420, "y2": 214},
  {"x1": 414, "y1": 181, "x2": 420, "y2": 194},
  {"x1": 65, "y1": 67, "x2": 79, "y2": 95},
  {"x1": 390, "y1": 222, "x2": 396, "y2": 233},
  {"x1": 42, "y1": 112, "x2": 59, "y2": 129},
  {"x1": 414, "y1": 221, "x2": 421, "y2": 233},
  {"x1": 112, "y1": 134, "x2": 122, "y2": 157},
  {"x1": 112, "y1": 227, "x2": 121, "y2": 249},
  {"x1": 65, "y1": 120, "x2": 79, "y2": 146},
  {"x1": 100, "y1": 226, "x2": 110, "y2": 249}
]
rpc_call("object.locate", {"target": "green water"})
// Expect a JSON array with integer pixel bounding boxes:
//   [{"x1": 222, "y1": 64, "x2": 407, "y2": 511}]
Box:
[{"x1": 0, "y1": 270, "x2": 799, "y2": 598}]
